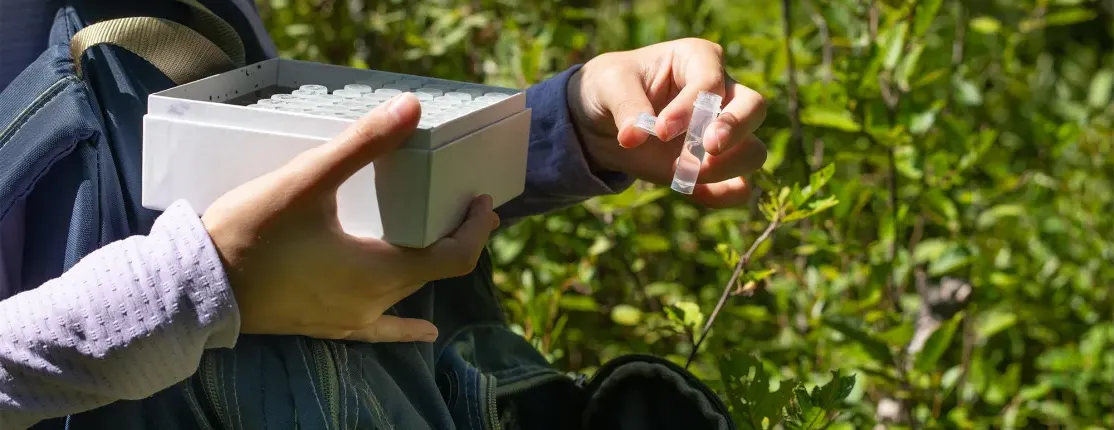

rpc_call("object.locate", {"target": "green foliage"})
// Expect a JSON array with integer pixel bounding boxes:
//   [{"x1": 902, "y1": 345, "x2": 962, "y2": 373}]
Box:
[{"x1": 260, "y1": 0, "x2": 1114, "y2": 427}]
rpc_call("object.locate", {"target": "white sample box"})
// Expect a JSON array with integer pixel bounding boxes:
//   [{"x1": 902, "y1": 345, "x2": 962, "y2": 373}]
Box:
[{"x1": 141, "y1": 58, "x2": 530, "y2": 248}]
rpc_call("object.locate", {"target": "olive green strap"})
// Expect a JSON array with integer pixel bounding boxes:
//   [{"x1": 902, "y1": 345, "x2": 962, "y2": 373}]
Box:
[
  {"x1": 70, "y1": 17, "x2": 234, "y2": 85},
  {"x1": 175, "y1": 0, "x2": 246, "y2": 67},
  {"x1": 70, "y1": 0, "x2": 246, "y2": 85}
]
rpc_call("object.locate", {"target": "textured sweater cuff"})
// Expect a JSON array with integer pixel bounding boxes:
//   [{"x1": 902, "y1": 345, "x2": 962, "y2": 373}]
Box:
[{"x1": 153, "y1": 200, "x2": 241, "y2": 349}]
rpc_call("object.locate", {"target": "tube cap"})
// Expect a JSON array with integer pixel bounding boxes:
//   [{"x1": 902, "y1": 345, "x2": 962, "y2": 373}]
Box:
[
  {"x1": 694, "y1": 91, "x2": 723, "y2": 112},
  {"x1": 633, "y1": 113, "x2": 659, "y2": 137}
]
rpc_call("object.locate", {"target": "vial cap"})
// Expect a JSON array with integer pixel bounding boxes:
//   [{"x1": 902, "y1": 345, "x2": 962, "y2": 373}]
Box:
[
  {"x1": 694, "y1": 91, "x2": 723, "y2": 112},
  {"x1": 299, "y1": 84, "x2": 328, "y2": 94},
  {"x1": 633, "y1": 113, "x2": 659, "y2": 137},
  {"x1": 346, "y1": 83, "x2": 372, "y2": 91}
]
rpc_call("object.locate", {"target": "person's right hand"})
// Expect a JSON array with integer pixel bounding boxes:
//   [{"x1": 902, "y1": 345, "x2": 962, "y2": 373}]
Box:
[{"x1": 200, "y1": 93, "x2": 499, "y2": 344}]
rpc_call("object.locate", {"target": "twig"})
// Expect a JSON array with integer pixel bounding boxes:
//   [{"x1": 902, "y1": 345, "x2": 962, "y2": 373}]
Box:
[
  {"x1": 685, "y1": 218, "x2": 782, "y2": 369},
  {"x1": 781, "y1": 0, "x2": 808, "y2": 179},
  {"x1": 808, "y1": 0, "x2": 833, "y2": 86},
  {"x1": 952, "y1": 0, "x2": 966, "y2": 65}
]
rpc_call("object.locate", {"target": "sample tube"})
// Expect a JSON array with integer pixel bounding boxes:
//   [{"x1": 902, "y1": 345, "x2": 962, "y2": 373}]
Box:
[
  {"x1": 344, "y1": 84, "x2": 372, "y2": 93},
  {"x1": 299, "y1": 84, "x2": 328, "y2": 94},
  {"x1": 459, "y1": 88, "x2": 486, "y2": 99},
  {"x1": 670, "y1": 91, "x2": 722, "y2": 194},
  {"x1": 417, "y1": 87, "x2": 444, "y2": 97}
]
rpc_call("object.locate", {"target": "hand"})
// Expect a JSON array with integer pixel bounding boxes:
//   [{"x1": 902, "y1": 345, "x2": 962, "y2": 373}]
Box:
[
  {"x1": 568, "y1": 38, "x2": 769, "y2": 208},
  {"x1": 200, "y1": 93, "x2": 499, "y2": 343}
]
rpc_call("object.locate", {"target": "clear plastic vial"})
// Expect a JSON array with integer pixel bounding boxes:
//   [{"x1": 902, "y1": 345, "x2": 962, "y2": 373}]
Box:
[
  {"x1": 299, "y1": 84, "x2": 328, "y2": 94},
  {"x1": 670, "y1": 91, "x2": 722, "y2": 194}
]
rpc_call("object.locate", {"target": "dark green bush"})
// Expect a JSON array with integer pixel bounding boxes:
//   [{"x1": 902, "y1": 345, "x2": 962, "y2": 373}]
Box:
[{"x1": 259, "y1": 0, "x2": 1114, "y2": 427}]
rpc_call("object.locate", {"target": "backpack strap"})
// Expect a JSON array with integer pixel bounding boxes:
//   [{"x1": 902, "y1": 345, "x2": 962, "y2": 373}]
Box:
[{"x1": 69, "y1": 0, "x2": 246, "y2": 85}]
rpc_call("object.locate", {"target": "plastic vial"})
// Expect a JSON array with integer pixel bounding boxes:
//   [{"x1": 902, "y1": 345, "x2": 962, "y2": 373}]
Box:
[
  {"x1": 445, "y1": 91, "x2": 472, "y2": 101},
  {"x1": 434, "y1": 96, "x2": 462, "y2": 105},
  {"x1": 417, "y1": 87, "x2": 444, "y2": 97},
  {"x1": 459, "y1": 88, "x2": 486, "y2": 99},
  {"x1": 414, "y1": 92, "x2": 434, "y2": 101},
  {"x1": 299, "y1": 84, "x2": 328, "y2": 94},
  {"x1": 332, "y1": 89, "x2": 363, "y2": 99},
  {"x1": 670, "y1": 91, "x2": 722, "y2": 194},
  {"x1": 484, "y1": 92, "x2": 511, "y2": 99},
  {"x1": 345, "y1": 84, "x2": 372, "y2": 93},
  {"x1": 375, "y1": 88, "x2": 402, "y2": 95},
  {"x1": 382, "y1": 83, "x2": 411, "y2": 92}
]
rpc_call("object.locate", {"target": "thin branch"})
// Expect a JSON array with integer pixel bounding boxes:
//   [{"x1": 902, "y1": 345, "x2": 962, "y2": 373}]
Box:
[
  {"x1": 952, "y1": 0, "x2": 966, "y2": 65},
  {"x1": 781, "y1": 0, "x2": 808, "y2": 179},
  {"x1": 685, "y1": 217, "x2": 782, "y2": 369},
  {"x1": 808, "y1": 0, "x2": 833, "y2": 86}
]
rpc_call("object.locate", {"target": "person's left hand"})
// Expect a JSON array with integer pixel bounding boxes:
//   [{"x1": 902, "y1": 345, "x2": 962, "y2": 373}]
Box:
[{"x1": 568, "y1": 38, "x2": 769, "y2": 208}]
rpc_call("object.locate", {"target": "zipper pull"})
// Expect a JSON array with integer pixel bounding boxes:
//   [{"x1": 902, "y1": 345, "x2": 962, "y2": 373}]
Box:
[{"x1": 574, "y1": 373, "x2": 588, "y2": 388}]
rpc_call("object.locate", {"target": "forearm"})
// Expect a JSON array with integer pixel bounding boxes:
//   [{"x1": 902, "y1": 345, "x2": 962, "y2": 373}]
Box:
[
  {"x1": 0, "y1": 201, "x2": 239, "y2": 429},
  {"x1": 496, "y1": 64, "x2": 635, "y2": 223}
]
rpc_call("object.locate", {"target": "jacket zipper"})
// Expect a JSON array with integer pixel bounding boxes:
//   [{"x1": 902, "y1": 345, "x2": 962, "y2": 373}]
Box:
[
  {"x1": 483, "y1": 374, "x2": 501, "y2": 430},
  {"x1": 200, "y1": 354, "x2": 234, "y2": 429},
  {"x1": 308, "y1": 339, "x2": 341, "y2": 428}
]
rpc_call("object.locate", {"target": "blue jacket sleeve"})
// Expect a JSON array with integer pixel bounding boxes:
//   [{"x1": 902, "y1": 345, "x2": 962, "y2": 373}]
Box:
[{"x1": 495, "y1": 64, "x2": 635, "y2": 223}]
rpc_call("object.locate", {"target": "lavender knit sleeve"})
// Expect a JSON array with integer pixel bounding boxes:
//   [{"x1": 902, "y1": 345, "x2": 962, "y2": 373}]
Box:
[{"x1": 0, "y1": 200, "x2": 240, "y2": 429}]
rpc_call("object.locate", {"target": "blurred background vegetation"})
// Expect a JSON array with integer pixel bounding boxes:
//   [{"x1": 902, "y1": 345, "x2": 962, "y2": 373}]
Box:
[{"x1": 258, "y1": 0, "x2": 1113, "y2": 428}]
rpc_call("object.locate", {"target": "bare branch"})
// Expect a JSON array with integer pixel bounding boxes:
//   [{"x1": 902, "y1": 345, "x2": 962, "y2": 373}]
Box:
[{"x1": 685, "y1": 218, "x2": 781, "y2": 369}]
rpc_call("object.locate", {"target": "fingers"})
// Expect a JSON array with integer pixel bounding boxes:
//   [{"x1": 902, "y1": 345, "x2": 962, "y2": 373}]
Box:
[
  {"x1": 704, "y1": 83, "x2": 767, "y2": 155},
  {"x1": 414, "y1": 194, "x2": 499, "y2": 281},
  {"x1": 688, "y1": 176, "x2": 755, "y2": 209},
  {"x1": 654, "y1": 54, "x2": 727, "y2": 140},
  {"x1": 602, "y1": 73, "x2": 659, "y2": 149},
  {"x1": 344, "y1": 315, "x2": 439, "y2": 343},
  {"x1": 299, "y1": 93, "x2": 422, "y2": 190},
  {"x1": 696, "y1": 134, "x2": 768, "y2": 184}
]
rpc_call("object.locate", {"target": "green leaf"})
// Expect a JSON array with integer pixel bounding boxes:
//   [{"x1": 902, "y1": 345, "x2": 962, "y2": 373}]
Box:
[
  {"x1": 928, "y1": 244, "x2": 970, "y2": 276},
  {"x1": 788, "y1": 370, "x2": 857, "y2": 430},
  {"x1": 784, "y1": 196, "x2": 840, "y2": 222},
  {"x1": 610, "y1": 304, "x2": 643, "y2": 326},
  {"x1": 954, "y1": 77, "x2": 983, "y2": 106},
  {"x1": 882, "y1": 22, "x2": 909, "y2": 71},
  {"x1": 634, "y1": 234, "x2": 671, "y2": 252},
  {"x1": 588, "y1": 236, "x2": 613, "y2": 256},
  {"x1": 801, "y1": 107, "x2": 862, "y2": 132},
  {"x1": 912, "y1": 0, "x2": 944, "y2": 38},
  {"x1": 743, "y1": 268, "x2": 777, "y2": 283},
  {"x1": 802, "y1": 163, "x2": 836, "y2": 200},
  {"x1": 719, "y1": 353, "x2": 799, "y2": 430},
  {"x1": 976, "y1": 309, "x2": 1018, "y2": 340},
  {"x1": 559, "y1": 295, "x2": 600, "y2": 312},
  {"x1": 1088, "y1": 69, "x2": 1113, "y2": 109},
  {"x1": 1043, "y1": 7, "x2": 1098, "y2": 27},
  {"x1": 969, "y1": 16, "x2": 1002, "y2": 34},
  {"x1": 976, "y1": 204, "x2": 1025, "y2": 229},
  {"x1": 914, "y1": 312, "x2": 963, "y2": 373},
  {"x1": 665, "y1": 301, "x2": 704, "y2": 331},
  {"x1": 823, "y1": 316, "x2": 894, "y2": 364}
]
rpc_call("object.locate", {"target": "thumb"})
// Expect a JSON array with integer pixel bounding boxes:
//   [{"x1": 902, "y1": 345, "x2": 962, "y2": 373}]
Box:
[
  {"x1": 345, "y1": 315, "x2": 439, "y2": 343},
  {"x1": 299, "y1": 93, "x2": 422, "y2": 190},
  {"x1": 602, "y1": 78, "x2": 659, "y2": 149}
]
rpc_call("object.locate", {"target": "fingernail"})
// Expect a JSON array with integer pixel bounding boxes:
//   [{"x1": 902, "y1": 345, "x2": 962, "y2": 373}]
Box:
[
  {"x1": 662, "y1": 118, "x2": 685, "y2": 141},
  {"x1": 421, "y1": 330, "x2": 438, "y2": 342},
  {"x1": 386, "y1": 93, "x2": 417, "y2": 120},
  {"x1": 491, "y1": 214, "x2": 501, "y2": 230},
  {"x1": 708, "y1": 123, "x2": 730, "y2": 154}
]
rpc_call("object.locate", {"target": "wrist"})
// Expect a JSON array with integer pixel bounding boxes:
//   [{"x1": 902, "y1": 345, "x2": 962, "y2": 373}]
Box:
[{"x1": 566, "y1": 66, "x2": 618, "y2": 174}]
